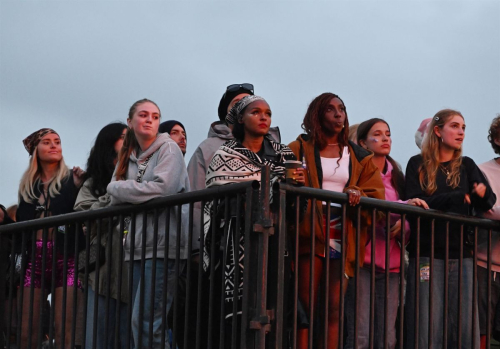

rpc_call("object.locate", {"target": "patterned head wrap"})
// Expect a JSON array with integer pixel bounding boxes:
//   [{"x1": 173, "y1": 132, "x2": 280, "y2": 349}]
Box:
[
  {"x1": 23, "y1": 128, "x2": 59, "y2": 155},
  {"x1": 225, "y1": 95, "x2": 267, "y2": 125}
]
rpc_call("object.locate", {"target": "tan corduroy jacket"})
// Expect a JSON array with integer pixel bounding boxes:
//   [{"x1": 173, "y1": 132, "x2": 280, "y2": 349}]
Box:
[{"x1": 288, "y1": 136, "x2": 385, "y2": 277}]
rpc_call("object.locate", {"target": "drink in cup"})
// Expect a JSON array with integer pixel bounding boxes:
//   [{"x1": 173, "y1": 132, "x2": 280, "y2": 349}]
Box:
[{"x1": 284, "y1": 160, "x2": 303, "y2": 185}]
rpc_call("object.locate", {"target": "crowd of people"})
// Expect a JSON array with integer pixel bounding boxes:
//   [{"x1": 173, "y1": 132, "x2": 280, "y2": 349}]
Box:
[{"x1": 0, "y1": 83, "x2": 499, "y2": 349}]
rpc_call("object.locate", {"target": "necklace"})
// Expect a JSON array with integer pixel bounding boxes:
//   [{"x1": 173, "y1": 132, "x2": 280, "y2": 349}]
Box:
[
  {"x1": 327, "y1": 143, "x2": 339, "y2": 146},
  {"x1": 440, "y1": 164, "x2": 450, "y2": 176}
]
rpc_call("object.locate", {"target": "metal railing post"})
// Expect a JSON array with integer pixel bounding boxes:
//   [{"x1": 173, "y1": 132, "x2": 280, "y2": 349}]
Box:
[{"x1": 248, "y1": 166, "x2": 274, "y2": 349}]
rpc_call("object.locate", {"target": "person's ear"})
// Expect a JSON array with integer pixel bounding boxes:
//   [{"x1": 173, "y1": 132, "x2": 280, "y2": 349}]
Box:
[
  {"x1": 127, "y1": 118, "x2": 132, "y2": 129},
  {"x1": 494, "y1": 138, "x2": 500, "y2": 147},
  {"x1": 359, "y1": 139, "x2": 367, "y2": 149},
  {"x1": 433, "y1": 125, "x2": 441, "y2": 138}
]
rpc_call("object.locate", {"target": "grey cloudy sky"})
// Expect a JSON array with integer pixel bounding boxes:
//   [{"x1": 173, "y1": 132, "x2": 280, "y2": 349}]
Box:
[{"x1": 1, "y1": 1, "x2": 499, "y2": 206}]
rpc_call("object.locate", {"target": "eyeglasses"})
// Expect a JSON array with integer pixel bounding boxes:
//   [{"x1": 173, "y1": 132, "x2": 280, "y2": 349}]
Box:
[{"x1": 225, "y1": 83, "x2": 254, "y2": 94}]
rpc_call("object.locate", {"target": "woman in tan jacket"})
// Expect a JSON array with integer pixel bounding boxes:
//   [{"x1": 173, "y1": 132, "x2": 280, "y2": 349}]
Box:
[{"x1": 288, "y1": 92, "x2": 384, "y2": 349}]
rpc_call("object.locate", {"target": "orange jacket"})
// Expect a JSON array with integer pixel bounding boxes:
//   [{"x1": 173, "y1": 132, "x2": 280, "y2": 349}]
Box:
[{"x1": 288, "y1": 135, "x2": 385, "y2": 277}]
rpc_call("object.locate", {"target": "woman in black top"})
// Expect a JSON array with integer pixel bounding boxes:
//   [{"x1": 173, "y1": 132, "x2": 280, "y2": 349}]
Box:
[
  {"x1": 405, "y1": 109, "x2": 496, "y2": 349},
  {"x1": 16, "y1": 128, "x2": 84, "y2": 349}
]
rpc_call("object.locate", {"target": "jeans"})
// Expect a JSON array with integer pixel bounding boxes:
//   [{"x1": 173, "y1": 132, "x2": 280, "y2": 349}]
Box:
[
  {"x1": 405, "y1": 257, "x2": 479, "y2": 349},
  {"x1": 85, "y1": 287, "x2": 128, "y2": 349},
  {"x1": 130, "y1": 259, "x2": 186, "y2": 349},
  {"x1": 477, "y1": 266, "x2": 500, "y2": 339},
  {"x1": 345, "y1": 268, "x2": 400, "y2": 349}
]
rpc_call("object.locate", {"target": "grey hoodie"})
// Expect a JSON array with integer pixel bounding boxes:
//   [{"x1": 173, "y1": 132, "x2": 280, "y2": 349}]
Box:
[
  {"x1": 107, "y1": 133, "x2": 190, "y2": 261},
  {"x1": 186, "y1": 121, "x2": 281, "y2": 250}
]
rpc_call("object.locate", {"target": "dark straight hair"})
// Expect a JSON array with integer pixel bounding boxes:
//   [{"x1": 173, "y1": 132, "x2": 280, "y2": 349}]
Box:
[
  {"x1": 357, "y1": 118, "x2": 406, "y2": 200},
  {"x1": 84, "y1": 122, "x2": 127, "y2": 196}
]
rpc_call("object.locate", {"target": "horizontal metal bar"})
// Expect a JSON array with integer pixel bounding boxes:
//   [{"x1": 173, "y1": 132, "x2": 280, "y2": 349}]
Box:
[
  {"x1": 279, "y1": 183, "x2": 500, "y2": 229},
  {"x1": 0, "y1": 181, "x2": 260, "y2": 233}
]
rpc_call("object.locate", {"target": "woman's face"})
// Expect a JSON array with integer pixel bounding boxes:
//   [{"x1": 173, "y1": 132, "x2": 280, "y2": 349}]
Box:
[
  {"x1": 361, "y1": 122, "x2": 392, "y2": 157},
  {"x1": 239, "y1": 100, "x2": 272, "y2": 137},
  {"x1": 321, "y1": 97, "x2": 346, "y2": 136},
  {"x1": 434, "y1": 114, "x2": 465, "y2": 151},
  {"x1": 37, "y1": 133, "x2": 62, "y2": 164},
  {"x1": 127, "y1": 102, "x2": 160, "y2": 141}
]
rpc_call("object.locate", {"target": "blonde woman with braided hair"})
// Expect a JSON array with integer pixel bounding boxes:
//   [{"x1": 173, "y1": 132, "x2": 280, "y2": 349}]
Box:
[{"x1": 405, "y1": 109, "x2": 496, "y2": 349}]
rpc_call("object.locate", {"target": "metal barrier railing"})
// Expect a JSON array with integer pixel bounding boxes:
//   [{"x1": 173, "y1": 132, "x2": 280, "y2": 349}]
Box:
[
  {"x1": 277, "y1": 183, "x2": 500, "y2": 349},
  {"x1": 0, "y1": 169, "x2": 499, "y2": 349},
  {"x1": 0, "y1": 181, "x2": 260, "y2": 349}
]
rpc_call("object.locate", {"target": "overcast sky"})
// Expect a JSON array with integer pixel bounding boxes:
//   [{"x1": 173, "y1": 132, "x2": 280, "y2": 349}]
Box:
[{"x1": 1, "y1": 1, "x2": 499, "y2": 206}]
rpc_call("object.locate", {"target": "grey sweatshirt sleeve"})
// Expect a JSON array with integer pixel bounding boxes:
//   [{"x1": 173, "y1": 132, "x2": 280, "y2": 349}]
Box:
[
  {"x1": 187, "y1": 146, "x2": 207, "y2": 192},
  {"x1": 74, "y1": 178, "x2": 112, "y2": 211},
  {"x1": 107, "y1": 142, "x2": 188, "y2": 205},
  {"x1": 187, "y1": 146, "x2": 208, "y2": 251},
  {"x1": 74, "y1": 179, "x2": 96, "y2": 211}
]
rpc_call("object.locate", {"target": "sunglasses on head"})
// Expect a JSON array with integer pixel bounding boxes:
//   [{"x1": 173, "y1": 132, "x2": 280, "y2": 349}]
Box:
[{"x1": 226, "y1": 83, "x2": 254, "y2": 94}]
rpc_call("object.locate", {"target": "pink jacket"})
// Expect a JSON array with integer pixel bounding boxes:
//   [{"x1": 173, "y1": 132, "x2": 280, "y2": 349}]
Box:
[{"x1": 364, "y1": 160, "x2": 410, "y2": 273}]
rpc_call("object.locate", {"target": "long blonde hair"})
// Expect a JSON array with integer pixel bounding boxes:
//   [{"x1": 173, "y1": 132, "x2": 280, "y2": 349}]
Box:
[
  {"x1": 419, "y1": 109, "x2": 463, "y2": 195},
  {"x1": 18, "y1": 147, "x2": 69, "y2": 203}
]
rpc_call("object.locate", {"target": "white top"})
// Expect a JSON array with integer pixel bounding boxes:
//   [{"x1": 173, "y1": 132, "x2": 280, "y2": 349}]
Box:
[
  {"x1": 321, "y1": 146, "x2": 350, "y2": 194},
  {"x1": 478, "y1": 159, "x2": 500, "y2": 221}
]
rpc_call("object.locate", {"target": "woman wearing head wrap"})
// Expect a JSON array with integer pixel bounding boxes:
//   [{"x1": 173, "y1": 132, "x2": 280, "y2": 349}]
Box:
[
  {"x1": 16, "y1": 128, "x2": 85, "y2": 349},
  {"x1": 405, "y1": 109, "x2": 496, "y2": 349},
  {"x1": 204, "y1": 95, "x2": 304, "y2": 347},
  {"x1": 288, "y1": 93, "x2": 385, "y2": 349}
]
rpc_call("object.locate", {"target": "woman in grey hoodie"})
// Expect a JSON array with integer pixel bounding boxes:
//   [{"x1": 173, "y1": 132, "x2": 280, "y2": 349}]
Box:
[{"x1": 106, "y1": 99, "x2": 190, "y2": 349}]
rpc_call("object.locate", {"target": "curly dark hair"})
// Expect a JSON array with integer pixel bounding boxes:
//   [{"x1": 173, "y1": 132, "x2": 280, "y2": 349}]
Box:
[
  {"x1": 301, "y1": 92, "x2": 349, "y2": 150},
  {"x1": 85, "y1": 122, "x2": 127, "y2": 196},
  {"x1": 488, "y1": 114, "x2": 500, "y2": 155}
]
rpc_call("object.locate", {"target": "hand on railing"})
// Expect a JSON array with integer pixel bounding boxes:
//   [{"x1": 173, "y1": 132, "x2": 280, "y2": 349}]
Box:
[
  {"x1": 407, "y1": 198, "x2": 429, "y2": 209},
  {"x1": 345, "y1": 188, "x2": 361, "y2": 206}
]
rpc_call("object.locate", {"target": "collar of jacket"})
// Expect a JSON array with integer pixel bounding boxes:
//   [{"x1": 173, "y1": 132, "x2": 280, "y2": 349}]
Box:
[{"x1": 297, "y1": 134, "x2": 372, "y2": 189}]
